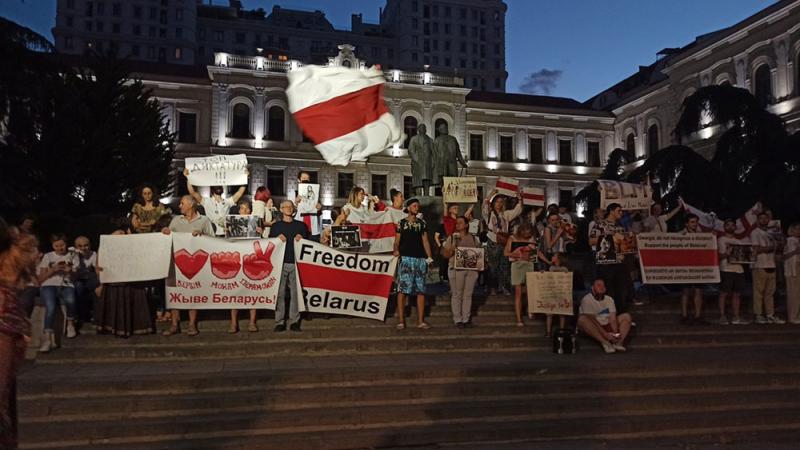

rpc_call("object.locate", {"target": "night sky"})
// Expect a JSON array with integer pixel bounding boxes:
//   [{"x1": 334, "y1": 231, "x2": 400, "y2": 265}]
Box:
[{"x1": 1, "y1": 0, "x2": 773, "y2": 101}]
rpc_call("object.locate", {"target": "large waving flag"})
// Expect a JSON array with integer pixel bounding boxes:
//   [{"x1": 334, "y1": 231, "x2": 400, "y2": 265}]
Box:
[
  {"x1": 683, "y1": 201, "x2": 762, "y2": 239},
  {"x1": 286, "y1": 65, "x2": 404, "y2": 166}
]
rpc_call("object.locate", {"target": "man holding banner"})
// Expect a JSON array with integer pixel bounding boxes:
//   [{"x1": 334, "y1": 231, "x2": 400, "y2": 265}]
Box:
[
  {"x1": 751, "y1": 213, "x2": 785, "y2": 324},
  {"x1": 269, "y1": 201, "x2": 309, "y2": 332},
  {"x1": 185, "y1": 168, "x2": 247, "y2": 237},
  {"x1": 680, "y1": 214, "x2": 710, "y2": 325}
]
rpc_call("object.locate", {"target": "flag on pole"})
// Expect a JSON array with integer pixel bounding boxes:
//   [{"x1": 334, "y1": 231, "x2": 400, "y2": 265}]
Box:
[
  {"x1": 495, "y1": 177, "x2": 519, "y2": 197},
  {"x1": 521, "y1": 186, "x2": 545, "y2": 206},
  {"x1": 286, "y1": 65, "x2": 404, "y2": 166},
  {"x1": 682, "y1": 201, "x2": 762, "y2": 239}
]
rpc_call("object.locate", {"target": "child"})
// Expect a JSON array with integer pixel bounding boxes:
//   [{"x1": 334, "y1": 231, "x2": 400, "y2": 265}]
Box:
[{"x1": 546, "y1": 252, "x2": 569, "y2": 337}]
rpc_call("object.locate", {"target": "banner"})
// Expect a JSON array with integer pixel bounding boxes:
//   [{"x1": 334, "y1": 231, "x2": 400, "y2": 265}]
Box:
[
  {"x1": 443, "y1": 177, "x2": 478, "y2": 203},
  {"x1": 294, "y1": 239, "x2": 398, "y2": 320},
  {"x1": 343, "y1": 207, "x2": 396, "y2": 253},
  {"x1": 527, "y1": 271, "x2": 573, "y2": 316},
  {"x1": 522, "y1": 186, "x2": 545, "y2": 207},
  {"x1": 637, "y1": 233, "x2": 720, "y2": 284},
  {"x1": 167, "y1": 233, "x2": 286, "y2": 309},
  {"x1": 185, "y1": 154, "x2": 248, "y2": 186},
  {"x1": 98, "y1": 233, "x2": 172, "y2": 284},
  {"x1": 495, "y1": 176, "x2": 519, "y2": 197},
  {"x1": 597, "y1": 180, "x2": 653, "y2": 211},
  {"x1": 682, "y1": 201, "x2": 762, "y2": 239}
]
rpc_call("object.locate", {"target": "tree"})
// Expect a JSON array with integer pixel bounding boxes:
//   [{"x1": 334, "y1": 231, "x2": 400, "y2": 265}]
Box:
[{"x1": 574, "y1": 148, "x2": 634, "y2": 217}]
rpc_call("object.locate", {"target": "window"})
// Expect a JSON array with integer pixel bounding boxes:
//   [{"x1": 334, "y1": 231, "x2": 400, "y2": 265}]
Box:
[
  {"x1": 445, "y1": 6, "x2": 451, "y2": 17},
  {"x1": 150, "y1": 7, "x2": 157, "y2": 20},
  {"x1": 133, "y1": 25, "x2": 141, "y2": 35},
  {"x1": 445, "y1": 24, "x2": 451, "y2": 34},
  {"x1": 529, "y1": 138, "x2": 543, "y2": 164},
  {"x1": 460, "y1": 25, "x2": 466, "y2": 36},
  {"x1": 754, "y1": 64, "x2": 772, "y2": 107},
  {"x1": 469, "y1": 133, "x2": 483, "y2": 161},
  {"x1": 625, "y1": 133, "x2": 636, "y2": 154},
  {"x1": 131, "y1": 44, "x2": 139, "y2": 56},
  {"x1": 96, "y1": 2, "x2": 103, "y2": 15},
  {"x1": 64, "y1": 36, "x2": 74, "y2": 49},
  {"x1": 337, "y1": 173, "x2": 354, "y2": 199},
  {"x1": 404, "y1": 176, "x2": 413, "y2": 199},
  {"x1": 423, "y1": 5, "x2": 430, "y2": 18},
  {"x1": 147, "y1": 46, "x2": 155, "y2": 59},
  {"x1": 268, "y1": 106, "x2": 285, "y2": 141},
  {"x1": 424, "y1": 39, "x2": 430, "y2": 52},
  {"x1": 267, "y1": 170, "x2": 285, "y2": 196},
  {"x1": 412, "y1": 1, "x2": 418, "y2": 13},
  {"x1": 66, "y1": 16, "x2": 74, "y2": 27},
  {"x1": 235, "y1": 32, "x2": 245, "y2": 44},
  {"x1": 460, "y1": 8, "x2": 467, "y2": 19},
  {"x1": 432, "y1": 5, "x2": 439, "y2": 16},
  {"x1": 174, "y1": 47, "x2": 182, "y2": 60},
  {"x1": 214, "y1": 30, "x2": 223, "y2": 42},
  {"x1": 157, "y1": 47, "x2": 166, "y2": 62},
  {"x1": 230, "y1": 103, "x2": 251, "y2": 139},
  {"x1": 112, "y1": 2, "x2": 120, "y2": 16},
  {"x1": 371, "y1": 174, "x2": 388, "y2": 200},
  {"x1": 432, "y1": 40, "x2": 438, "y2": 51},
  {"x1": 432, "y1": 56, "x2": 439, "y2": 65},
  {"x1": 424, "y1": 22, "x2": 429, "y2": 35},
  {"x1": 412, "y1": 18, "x2": 418, "y2": 29},
  {"x1": 67, "y1": 0, "x2": 75, "y2": 9},
  {"x1": 558, "y1": 139, "x2": 572, "y2": 165},
  {"x1": 148, "y1": 26, "x2": 156, "y2": 38},
  {"x1": 647, "y1": 124, "x2": 659, "y2": 154},
  {"x1": 494, "y1": 78, "x2": 501, "y2": 89},
  {"x1": 403, "y1": 116, "x2": 418, "y2": 148},
  {"x1": 175, "y1": 27, "x2": 182, "y2": 38},
  {"x1": 433, "y1": 23, "x2": 438, "y2": 34},
  {"x1": 176, "y1": 8, "x2": 183, "y2": 21},
  {"x1": 412, "y1": 35, "x2": 418, "y2": 46},
  {"x1": 133, "y1": 6, "x2": 142, "y2": 18},
  {"x1": 112, "y1": 23, "x2": 120, "y2": 33},
  {"x1": 434, "y1": 118, "x2": 448, "y2": 138},
  {"x1": 177, "y1": 112, "x2": 196, "y2": 143},
  {"x1": 500, "y1": 135, "x2": 513, "y2": 162},
  {"x1": 588, "y1": 141, "x2": 601, "y2": 167},
  {"x1": 460, "y1": 59, "x2": 466, "y2": 68},
  {"x1": 85, "y1": 21, "x2": 93, "y2": 31},
  {"x1": 444, "y1": 57, "x2": 451, "y2": 66},
  {"x1": 460, "y1": 42, "x2": 466, "y2": 53},
  {"x1": 160, "y1": 10, "x2": 167, "y2": 24},
  {"x1": 159, "y1": 28, "x2": 166, "y2": 38},
  {"x1": 95, "y1": 21, "x2": 103, "y2": 32},
  {"x1": 411, "y1": 52, "x2": 418, "y2": 63}
]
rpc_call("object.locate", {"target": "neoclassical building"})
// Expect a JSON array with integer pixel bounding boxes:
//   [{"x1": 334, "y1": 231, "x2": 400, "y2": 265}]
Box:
[{"x1": 134, "y1": 0, "x2": 799, "y2": 215}]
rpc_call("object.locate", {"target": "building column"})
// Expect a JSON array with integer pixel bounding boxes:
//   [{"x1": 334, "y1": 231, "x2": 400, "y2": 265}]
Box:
[
  {"x1": 574, "y1": 132, "x2": 586, "y2": 164},
  {"x1": 635, "y1": 116, "x2": 645, "y2": 159},
  {"x1": 545, "y1": 180, "x2": 559, "y2": 207},
  {"x1": 422, "y1": 101, "x2": 433, "y2": 135},
  {"x1": 454, "y1": 104, "x2": 467, "y2": 156},
  {"x1": 487, "y1": 127, "x2": 498, "y2": 159},
  {"x1": 734, "y1": 53, "x2": 749, "y2": 89},
  {"x1": 516, "y1": 129, "x2": 527, "y2": 161},
  {"x1": 545, "y1": 131, "x2": 557, "y2": 162},
  {"x1": 603, "y1": 134, "x2": 614, "y2": 162},
  {"x1": 254, "y1": 87, "x2": 265, "y2": 148},
  {"x1": 773, "y1": 35, "x2": 791, "y2": 100},
  {"x1": 214, "y1": 84, "x2": 229, "y2": 146}
]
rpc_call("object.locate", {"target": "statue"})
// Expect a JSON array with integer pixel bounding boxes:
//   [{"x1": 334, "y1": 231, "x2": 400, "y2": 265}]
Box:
[
  {"x1": 407, "y1": 124, "x2": 433, "y2": 195},
  {"x1": 432, "y1": 121, "x2": 468, "y2": 187}
]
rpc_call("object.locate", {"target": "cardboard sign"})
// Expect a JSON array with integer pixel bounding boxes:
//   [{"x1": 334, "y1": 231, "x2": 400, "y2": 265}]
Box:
[
  {"x1": 597, "y1": 180, "x2": 653, "y2": 211},
  {"x1": 98, "y1": 233, "x2": 172, "y2": 284},
  {"x1": 527, "y1": 271, "x2": 573, "y2": 316},
  {"x1": 443, "y1": 177, "x2": 478, "y2": 203},
  {"x1": 522, "y1": 186, "x2": 545, "y2": 206},
  {"x1": 637, "y1": 233, "x2": 720, "y2": 284},
  {"x1": 185, "y1": 154, "x2": 248, "y2": 186},
  {"x1": 331, "y1": 225, "x2": 362, "y2": 249},
  {"x1": 297, "y1": 183, "x2": 320, "y2": 214},
  {"x1": 453, "y1": 247, "x2": 484, "y2": 271},
  {"x1": 225, "y1": 215, "x2": 262, "y2": 239},
  {"x1": 495, "y1": 176, "x2": 519, "y2": 197}
]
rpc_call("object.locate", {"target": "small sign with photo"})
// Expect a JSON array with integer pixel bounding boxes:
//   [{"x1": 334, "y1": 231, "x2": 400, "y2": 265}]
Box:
[
  {"x1": 454, "y1": 247, "x2": 485, "y2": 271},
  {"x1": 331, "y1": 225, "x2": 362, "y2": 249},
  {"x1": 225, "y1": 215, "x2": 262, "y2": 239},
  {"x1": 728, "y1": 244, "x2": 757, "y2": 264},
  {"x1": 615, "y1": 232, "x2": 638, "y2": 254}
]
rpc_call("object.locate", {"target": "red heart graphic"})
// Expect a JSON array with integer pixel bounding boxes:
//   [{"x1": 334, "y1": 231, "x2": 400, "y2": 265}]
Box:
[
  {"x1": 210, "y1": 251, "x2": 241, "y2": 279},
  {"x1": 243, "y1": 241, "x2": 276, "y2": 280},
  {"x1": 174, "y1": 249, "x2": 209, "y2": 280}
]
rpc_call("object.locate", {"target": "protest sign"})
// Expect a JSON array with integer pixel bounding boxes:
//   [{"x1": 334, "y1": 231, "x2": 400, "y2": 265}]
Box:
[
  {"x1": 166, "y1": 233, "x2": 285, "y2": 309},
  {"x1": 522, "y1": 186, "x2": 545, "y2": 207},
  {"x1": 185, "y1": 154, "x2": 248, "y2": 186},
  {"x1": 297, "y1": 183, "x2": 320, "y2": 214},
  {"x1": 729, "y1": 244, "x2": 757, "y2": 264},
  {"x1": 637, "y1": 233, "x2": 720, "y2": 284},
  {"x1": 495, "y1": 176, "x2": 519, "y2": 197},
  {"x1": 443, "y1": 177, "x2": 478, "y2": 203},
  {"x1": 331, "y1": 225, "x2": 362, "y2": 249},
  {"x1": 527, "y1": 271, "x2": 573, "y2": 316},
  {"x1": 225, "y1": 215, "x2": 261, "y2": 239},
  {"x1": 454, "y1": 247, "x2": 484, "y2": 271},
  {"x1": 98, "y1": 233, "x2": 172, "y2": 284},
  {"x1": 597, "y1": 180, "x2": 652, "y2": 210},
  {"x1": 294, "y1": 239, "x2": 398, "y2": 320}
]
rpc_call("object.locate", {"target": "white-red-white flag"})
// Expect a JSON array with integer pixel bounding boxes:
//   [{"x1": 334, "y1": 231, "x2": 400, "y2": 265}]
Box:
[
  {"x1": 495, "y1": 177, "x2": 519, "y2": 197},
  {"x1": 683, "y1": 201, "x2": 762, "y2": 239},
  {"x1": 343, "y1": 207, "x2": 397, "y2": 253},
  {"x1": 522, "y1": 186, "x2": 545, "y2": 206},
  {"x1": 286, "y1": 65, "x2": 404, "y2": 166}
]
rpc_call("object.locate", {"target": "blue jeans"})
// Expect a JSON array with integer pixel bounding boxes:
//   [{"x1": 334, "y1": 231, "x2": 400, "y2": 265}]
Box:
[{"x1": 40, "y1": 286, "x2": 77, "y2": 331}]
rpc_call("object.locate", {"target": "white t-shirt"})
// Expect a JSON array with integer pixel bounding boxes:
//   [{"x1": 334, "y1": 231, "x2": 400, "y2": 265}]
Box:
[
  {"x1": 784, "y1": 236, "x2": 799, "y2": 277},
  {"x1": 718, "y1": 235, "x2": 745, "y2": 274},
  {"x1": 579, "y1": 293, "x2": 616, "y2": 326},
  {"x1": 202, "y1": 196, "x2": 234, "y2": 236},
  {"x1": 38, "y1": 251, "x2": 80, "y2": 288},
  {"x1": 643, "y1": 215, "x2": 668, "y2": 233},
  {"x1": 750, "y1": 227, "x2": 776, "y2": 269}
]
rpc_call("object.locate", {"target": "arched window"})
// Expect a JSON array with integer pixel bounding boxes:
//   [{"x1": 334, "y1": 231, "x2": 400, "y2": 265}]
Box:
[
  {"x1": 403, "y1": 116, "x2": 418, "y2": 148},
  {"x1": 647, "y1": 124, "x2": 659, "y2": 154},
  {"x1": 625, "y1": 133, "x2": 636, "y2": 154},
  {"x1": 267, "y1": 106, "x2": 285, "y2": 141},
  {"x1": 434, "y1": 118, "x2": 448, "y2": 138},
  {"x1": 230, "y1": 103, "x2": 251, "y2": 139},
  {"x1": 754, "y1": 64, "x2": 772, "y2": 107}
]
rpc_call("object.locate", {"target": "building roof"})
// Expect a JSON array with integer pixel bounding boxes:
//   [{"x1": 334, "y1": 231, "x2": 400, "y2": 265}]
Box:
[{"x1": 467, "y1": 91, "x2": 613, "y2": 116}]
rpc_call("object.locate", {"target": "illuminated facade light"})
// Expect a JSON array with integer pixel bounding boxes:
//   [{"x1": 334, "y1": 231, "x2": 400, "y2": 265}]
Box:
[{"x1": 392, "y1": 70, "x2": 400, "y2": 82}]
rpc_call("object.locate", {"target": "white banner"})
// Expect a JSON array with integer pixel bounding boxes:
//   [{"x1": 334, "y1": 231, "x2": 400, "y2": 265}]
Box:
[
  {"x1": 443, "y1": 177, "x2": 478, "y2": 203},
  {"x1": 637, "y1": 233, "x2": 720, "y2": 284},
  {"x1": 167, "y1": 233, "x2": 286, "y2": 309},
  {"x1": 527, "y1": 271, "x2": 573, "y2": 316},
  {"x1": 98, "y1": 233, "x2": 173, "y2": 284},
  {"x1": 597, "y1": 180, "x2": 653, "y2": 211},
  {"x1": 294, "y1": 239, "x2": 398, "y2": 320},
  {"x1": 185, "y1": 154, "x2": 248, "y2": 186}
]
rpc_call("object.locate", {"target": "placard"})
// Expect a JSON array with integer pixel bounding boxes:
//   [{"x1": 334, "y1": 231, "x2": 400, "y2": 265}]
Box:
[
  {"x1": 597, "y1": 180, "x2": 653, "y2": 211},
  {"x1": 98, "y1": 233, "x2": 173, "y2": 284},
  {"x1": 453, "y1": 247, "x2": 485, "y2": 271},
  {"x1": 331, "y1": 225, "x2": 362, "y2": 249},
  {"x1": 728, "y1": 244, "x2": 756, "y2": 264},
  {"x1": 185, "y1": 154, "x2": 248, "y2": 186},
  {"x1": 527, "y1": 271, "x2": 573, "y2": 316},
  {"x1": 297, "y1": 183, "x2": 320, "y2": 214},
  {"x1": 442, "y1": 177, "x2": 478, "y2": 203},
  {"x1": 225, "y1": 215, "x2": 262, "y2": 239},
  {"x1": 495, "y1": 176, "x2": 519, "y2": 197},
  {"x1": 637, "y1": 233, "x2": 720, "y2": 284},
  {"x1": 522, "y1": 186, "x2": 545, "y2": 206}
]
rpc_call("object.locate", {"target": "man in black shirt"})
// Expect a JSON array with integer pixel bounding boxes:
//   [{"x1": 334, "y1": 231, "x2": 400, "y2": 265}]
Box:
[
  {"x1": 269, "y1": 200, "x2": 309, "y2": 332},
  {"x1": 393, "y1": 198, "x2": 434, "y2": 330}
]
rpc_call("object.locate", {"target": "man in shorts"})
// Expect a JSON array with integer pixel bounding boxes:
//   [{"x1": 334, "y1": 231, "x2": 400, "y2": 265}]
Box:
[
  {"x1": 577, "y1": 277, "x2": 633, "y2": 353},
  {"x1": 393, "y1": 198, "x2": 434, "y2": 330},
  {"x1": 717, "y1": 219, "x2": 750, "y2": 324}
]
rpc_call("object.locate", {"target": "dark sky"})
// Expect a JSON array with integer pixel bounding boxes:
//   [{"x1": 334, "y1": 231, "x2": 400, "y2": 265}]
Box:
[{"x1": 1, "y1": 0, "x2": 774, "y2": 101}]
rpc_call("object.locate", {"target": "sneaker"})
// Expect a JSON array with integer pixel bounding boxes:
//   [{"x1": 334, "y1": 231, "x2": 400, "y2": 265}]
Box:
[
  {"x1": 289, "y1": 323, "x2": 301, "y2": 332},
  {"x1": 718, "y1": 316, "x2": 730, "y2": 325},
  {"x1": 755, "y1": 315, "x2": 768, "y2": 324},
  {"x1": 766, "y1": 315, "x2": 786, "y2": 324},
  {"x1": 500, "y1": 288, "x2": 512, "y2": 296},
  {"x1": 66, "y1": 322, "x2": 77, "y2": 338},
  {"x1": 633, "y1": 299, "x2": 645, "y2": 306},
  {"x1": 273, "y1": 323, "x2": 286, "y2": 332},
  {"x1": 602, "y1": 342, "x2": 616, "y2": 354},
  {"x1": 731, "y1": 317, "x2": 751, "y2": 325},
  {"x1": 612, "y1": 343, "x2": 627, "y2": 352},
  {"x1": 38, "y1": 331, "x2": 53, "y2": 353}
]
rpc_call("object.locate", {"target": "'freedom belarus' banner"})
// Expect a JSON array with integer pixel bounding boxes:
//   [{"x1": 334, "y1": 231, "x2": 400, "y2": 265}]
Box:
[
  {"x1": 166, "y1": 233, "x2": 286, "y2": 309},
  {"x1": 637, "y1": 233, "x2": 720, "y2": 284},
  {"x1": 294, "y1": 239, "x2": 398, "y2": 320},
  {"x1": 185, "y1": 154, "x2": 248, "y2": 186}
]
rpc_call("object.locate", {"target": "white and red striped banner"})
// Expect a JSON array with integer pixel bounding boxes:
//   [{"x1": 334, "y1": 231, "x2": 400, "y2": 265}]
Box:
[
  {"x1": 683, "y1": 201, "x2": 762, "y2": 239},
  {"x1": 521, "y1": 186, "x2": 545, "y2": 206},
  {"x1": 637, "y1": 233, "x2": 720, "y2": 284},
  {"x1": 344, "y1": 206, "x2": 398, "y2": 253},
  {"x1": 495, "y1": 177, "x2": 519, "y2": 197},
  {"x1": 286, "y1": 65, "x2": 404, "y2": 166},
  {"x1": 294, "y1": 239, "x2": 398, "y2": 320}
]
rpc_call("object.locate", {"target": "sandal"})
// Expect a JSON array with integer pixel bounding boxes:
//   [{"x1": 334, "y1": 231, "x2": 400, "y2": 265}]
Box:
[
  {"x1": 417, "y1": 322, "x2": 431, "y2": 330},
  {"x1": 228, "y1": 325, "x2": 239, "y2": 334},
  {"x1": 162, "y1": 325, "x2": 180, "y2": 336},
  {"x1": 248, "y1": 323, "x2": 259, "y2": 333},
  {"x1": 516, "y1": 321, "x2": 525, "y2": 327},
  {"x1": 187, "y1": 324, "x2": 199, "y2": 336},
  {"x1": 396, "y1": 323, "x2": 406, "y2": 330}
]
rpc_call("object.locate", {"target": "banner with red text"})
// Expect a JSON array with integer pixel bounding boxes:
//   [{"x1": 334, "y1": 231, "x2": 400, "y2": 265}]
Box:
[
  {"x1": 166, "y1": 233, "x2": 286, "y2": 309},
  {"x1": 637, "y1": 233, "x2": 720, "y2": 284},
  {"x1": 522, "y1": 186, "x2": 545, "y2": 207},
  {"x1": 294, "y1": 239, "x2": 398, "y2": 320},
  {"x1": 495, "y1": 176, "x2": 519, "y2": 197}
]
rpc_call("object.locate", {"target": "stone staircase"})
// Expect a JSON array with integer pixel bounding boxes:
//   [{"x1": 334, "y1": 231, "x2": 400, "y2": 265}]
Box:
[{"x1": 17, "y1": 293, "x2": 800, "y2": 449}]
